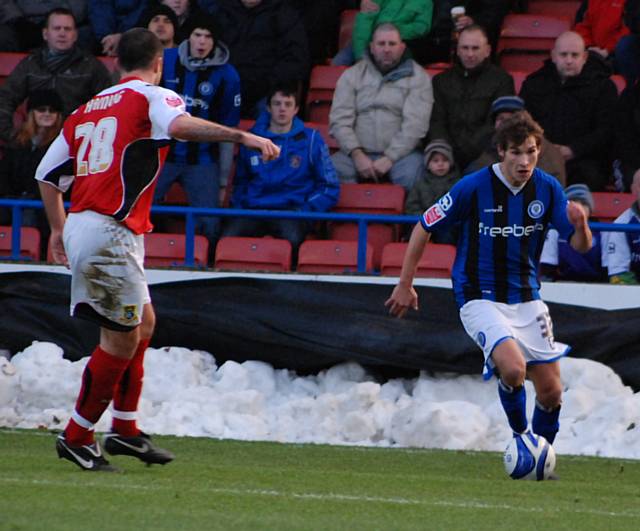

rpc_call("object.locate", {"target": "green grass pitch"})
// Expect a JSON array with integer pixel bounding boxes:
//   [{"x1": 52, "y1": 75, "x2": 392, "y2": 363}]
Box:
[{"x1": 1, "y1": 429, "x2": 639, "y2": 530}]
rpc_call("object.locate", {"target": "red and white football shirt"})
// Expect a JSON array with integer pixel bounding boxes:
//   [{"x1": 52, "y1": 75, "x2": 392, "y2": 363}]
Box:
[{"x1": 36, "y1": 77, "x2": 187, "y2": 234}]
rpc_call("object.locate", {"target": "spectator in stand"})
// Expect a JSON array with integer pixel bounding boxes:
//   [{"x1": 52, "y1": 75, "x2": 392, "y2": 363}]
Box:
[
  {"x1": 520, "y1": 32, "x2": 618, "y2": 192},
  {"x1": 429, "y1": 25, "x2": 514, "y2": 171},
  {"x1": 617, "y1": 0, "x2": 640, "y2": 86},
  {"x1": 602, "y1": 169, "x2": 640, "y2": 284},
  {"x1": 291, "y1": 0, "x2": 346, "y2": 66},
  {"x1": 214, "y1": 0, "x2": 309, "y2": 118},
  {"x1": 574, "y1": 0, "x2": 629, "y2": 69},
  {"x1": 0, "y1": 1, "x2": 94, "y2": 53},
  {"x1": 330, "y1": 23, "x2": 433, "y2": 192},
  {"x1": 404, "y1": 139, "x2": 460, "y2": 244},
  {"x1": 467, "y1": 96, "x2": 566, "y2": 185},
  {"x1": 0, "y1": 90, "x2": 63, "y2": 236},
  {"x1": 140, "y1": 3, "x2": 179, "y2": 48},
  {"x1": 0, "y1": 8, "x2": 112, "y2": 144},
  {"x1": 160, "y1": 0, "x2": 212, "y2": 42},
  {"x1": 614, "y1": 78, "x2": 640, "y2": 191},
  {"x1": 89, "y1": 1, "x2": 150, "y2": 56},
  {"x1": 420, "y1": 0, "x2": 510, "y2": 64},
  {"x1": 154, "y1": 15, "x2": 240, "y2": 246},
  {"x1": 222, "y1": 85, "x2": 340, "y2": 260},
  {"x1": 540, "y1": 184, "x2": 606, "y2": 282},
  {"x1": 331, "y1": 0, "x2": 433, "y2": 66}
]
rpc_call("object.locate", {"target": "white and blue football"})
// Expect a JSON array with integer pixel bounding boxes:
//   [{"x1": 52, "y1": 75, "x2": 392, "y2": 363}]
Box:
[{"x1": 503, "y1": 431, "x2": 556, "y2": 480}]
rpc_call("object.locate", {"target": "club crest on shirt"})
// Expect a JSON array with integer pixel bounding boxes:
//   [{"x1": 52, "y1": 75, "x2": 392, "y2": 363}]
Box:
[
  {"x1": 527, "y1": 200, "x2": 544, "y2": 219},
  {"x1": 423, "y1": 203, "x2": 445, "y2": 226},
  {"x1": 198, "y1": 81, "x2": 213, "y2": 96},
  {"x1": 123, "y1": 305, "x2": 138, "y2": 322},
  {"x1": 289, "y1": 155, "x2": 301, "y2": 168}
]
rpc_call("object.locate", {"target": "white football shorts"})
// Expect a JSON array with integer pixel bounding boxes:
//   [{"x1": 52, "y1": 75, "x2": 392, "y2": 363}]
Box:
[
  {"x1": 64, "y1": 210, "x2": 150, "y2": 330},
  {"x1": 459, "y1": 299, "x2": 569, "y2": 380}
]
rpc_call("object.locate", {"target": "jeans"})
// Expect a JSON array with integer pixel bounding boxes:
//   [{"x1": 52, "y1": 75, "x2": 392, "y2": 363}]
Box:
[{"x1": 153, "y1": 161, "x2": 220, "y2": 242}]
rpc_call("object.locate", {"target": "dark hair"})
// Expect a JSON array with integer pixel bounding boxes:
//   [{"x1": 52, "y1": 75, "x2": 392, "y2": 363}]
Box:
[
  {"x1": 459, "y1": 24, "x2": 490, "y2": 43},
  {"x1": 117, "y1": 28, "x2": 163, "y2": 72},
  {"x1": 45, "y1": 7, "x2": 77, "y2": 28},
  {"x1": 267, "y1": 84, "x2": 300, "y2": 107},
  {"x1": 139, "y1": 4, "x2": 179, "y2": 33},
  {"x1": 495, "y1": 111, "x2": 544, "y2": 151}
]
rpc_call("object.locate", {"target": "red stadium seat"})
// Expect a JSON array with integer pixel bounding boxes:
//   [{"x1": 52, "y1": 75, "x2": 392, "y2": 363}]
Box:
[
  {"x1": 610, "y1": 74, "x2": 626, "y2": 95},
  {"x1": 214, "y1": 236, "x2": 292, "y2": 272},
  {"x1": 338, "y1": 9, "x2": 358, "y2": 50},
  {"x1": 97, "y1": 55, "x2": 118, "y2": 73},
  {"x1": 305, "y1": 65, "x2": 347, "y2": 123},
  {"x1": 0, "y1": 225, "x2": 41, "y2": 261},
  {"x1": 328, "y1": 183, "x2": 406, "y2": 269},
  {"x1": 591, "y1": 192, "x2": 635, "y2": 223},
  {"x1": 380, "y1": 242, "x2": 456, "y2": 278},
  {"x1": 499, "y1": 53, "x2": 547, "y2": 74},
  {"x1": 497, "y1": 14, "x2": 573, "y2": 55},
  {"x1": 509, "y1": 70, "x2": 528, "y2": 94},
  {"x1": 297, "y1": 239, "x2": 373, "y2": 274},
  {"x1": 0, "y1": 52, "x2": 27, "y2": 86},
  {"x1": 497, "y1": 14, "x2": 571, "y2": 73},
  {"x1": 307, "y1": 121, "x2": 339, "y2": 153},
  {"x1": 527, "y1": 1, "x2": 581, "y2": 19},
  {"x1": 144, "y1": 233, "x2": 209, "y2": 267}
]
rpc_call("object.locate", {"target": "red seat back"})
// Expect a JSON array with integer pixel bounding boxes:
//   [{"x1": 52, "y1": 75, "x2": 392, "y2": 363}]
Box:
[
  {"x1": 591, "y1": 192, "x2": 635, "y2": 223},
  {"x1": 380, "y1": 242, "x2": 456, "y2": 278},
  {"x1": 333, "y1": 183, "x2": 405, "y2": 214},
  {"x1": 144, "y1": 233, "x2": 209, "y2": 267},
  {"x1": 297, "y1": 240, "x2": 373, "y2": 274},
  {"x1": 0, "y1": 225, "x2": 41, "y2": 261},
  {"x1": 305, "y1": 65, "x2": 347, "y2": 123},
  {"x1": 214, "y1": 236, "x2": 292, "y2": 272},
  {"x1": 0, "y1": 52, "x2": 27, "y2": 85}
]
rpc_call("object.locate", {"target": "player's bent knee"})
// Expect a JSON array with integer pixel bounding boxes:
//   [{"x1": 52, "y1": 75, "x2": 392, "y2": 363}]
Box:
[
  {"x1": 500, "y1": 366, "x2": 526, "y2": 387},
  {"x1": 537, "y1": 385, "x2": 562, "y2": 409}
]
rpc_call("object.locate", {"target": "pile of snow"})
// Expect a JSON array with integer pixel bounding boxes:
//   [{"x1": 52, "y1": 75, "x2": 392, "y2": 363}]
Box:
[{"x1": 1, "y1": 342, "x2": 638, "y2": 458}]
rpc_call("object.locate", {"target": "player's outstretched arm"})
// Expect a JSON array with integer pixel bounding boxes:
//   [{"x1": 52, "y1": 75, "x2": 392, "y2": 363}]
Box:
[
  {"x1": 168, "y1": 115, "x2": 280, "y2": 162},
  {"x1": 384, "y1": 223, "x2": 431, "y2": 318},
  {"x1": 38, "y1": 181, "x2": 68, "y2": 267},
  {"x1": 567, "y1": 200, "x2": 592, "y2": 253}
]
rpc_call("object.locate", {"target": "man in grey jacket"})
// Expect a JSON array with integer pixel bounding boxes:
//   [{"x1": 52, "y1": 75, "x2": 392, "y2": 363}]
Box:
[
  {"x1": 0, "y1": 7, "x2": 112, "y2": 143},
  {"x1": 329, "y1": 22, "x2": 433, "y2": 192}
]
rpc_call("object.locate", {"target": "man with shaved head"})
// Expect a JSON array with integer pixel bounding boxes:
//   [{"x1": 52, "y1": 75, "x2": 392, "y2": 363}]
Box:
[{"x1": 520, "y1": 31, "x2": 618, "y2": 191}]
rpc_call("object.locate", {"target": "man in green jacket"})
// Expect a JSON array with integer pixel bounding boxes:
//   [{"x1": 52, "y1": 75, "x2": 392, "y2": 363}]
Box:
[{"x1": 333, "y1": 0, "x2": 433, "y2": 65}]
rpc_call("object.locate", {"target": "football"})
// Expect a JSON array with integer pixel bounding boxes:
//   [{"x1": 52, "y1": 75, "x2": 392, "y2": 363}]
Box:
[{"x1": 503, "y1": 431, "x2": 556, "y2": 480}]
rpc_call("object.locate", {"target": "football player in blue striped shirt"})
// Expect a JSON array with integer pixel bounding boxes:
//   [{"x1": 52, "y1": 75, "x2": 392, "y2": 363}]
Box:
[{"x1": 386, "y1": 112, "x2": 592, "y2": 447}]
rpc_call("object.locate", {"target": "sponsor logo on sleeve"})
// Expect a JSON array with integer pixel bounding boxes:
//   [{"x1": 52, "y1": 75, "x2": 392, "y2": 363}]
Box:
[
  {"x1": 423, "y1": 203, "x2": 446, "y2": 226},
  {"x1": 165, "y1": 95, "x2": 184, "y2": 108},
  {"x1": 438, "y1": 193, "x2": 453, "y2": 211},
  {"x1": 234, "y1": 94, "x2": 241, "y2": 107}
]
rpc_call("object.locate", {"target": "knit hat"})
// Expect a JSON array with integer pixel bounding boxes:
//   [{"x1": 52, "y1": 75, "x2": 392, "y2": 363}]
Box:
[
  {"x1": 139, "y1": 4, "x2": 179, "y2": 34},
  {"x1": 182, "y1": 14, "x2": 220, "y2": 42},
  {"x1": 424, "y1": 139, "x2": 453, "y2": 164},
  {"x1": 490, "y1": 95, "x2": 525, "y2": 122},
  {"x1": 565, "y1": 183, "x2": 594, "y2": 212},
  {"x1": 27, "y1": 89, "x2": 63, "y2": 113}
]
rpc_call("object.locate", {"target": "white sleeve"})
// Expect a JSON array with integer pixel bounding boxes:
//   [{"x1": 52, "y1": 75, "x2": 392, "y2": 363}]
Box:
[
  {"x1": 147, "y1": 86, "x2": 188, "y2": 139},
  {"x1": 604, "y1": 230, "x2": 631, "y2": 276},
  {"x1": 34, "y1": 132, "x2": 75, "y2": 192},
  {"x1": 539, "y1": 228, "x2": 559, "y2": 266}
]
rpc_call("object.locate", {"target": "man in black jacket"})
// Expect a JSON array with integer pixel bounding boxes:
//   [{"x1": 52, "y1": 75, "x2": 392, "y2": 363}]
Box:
[
  {"x1": 0, "y1": 7, "x2": 112, "y2": 143},
  {"x1": 520, "y1": 31, "x2": 618, "y2": 191},
  {"x1": 215, "y1": 0, "x2": 309, "y2": 118}
]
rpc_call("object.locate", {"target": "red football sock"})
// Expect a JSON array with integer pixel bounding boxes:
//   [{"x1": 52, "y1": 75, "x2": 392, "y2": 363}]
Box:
[
  {"x1": 111, "y1": 339, "x2": 149, "y2": 437},
  {"x1": 64, "y1": 345, "x2": 130, "y2": 446}
]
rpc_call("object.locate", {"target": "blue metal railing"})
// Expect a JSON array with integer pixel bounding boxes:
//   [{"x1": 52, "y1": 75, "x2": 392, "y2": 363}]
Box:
[{"x1": 1, "y1": 198, "x2": 639, "y2": 273}]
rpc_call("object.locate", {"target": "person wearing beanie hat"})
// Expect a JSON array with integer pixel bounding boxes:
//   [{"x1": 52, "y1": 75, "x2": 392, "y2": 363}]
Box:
[
  {"x1": 153, "y1": 10, "x2": 241, "y2": 248},
  {"x1": 26, "y1": 89, "x2": 64, "y2": 114},
  {"x1": 140, "y1": 4, "x2": 179, "y2": 49},
  {"x1": 466, "y1": 96, "x2": 567, "y2": 187},
  {"x1": 405, "y1": 139, "x2": 461, "y2": 244},
  {"x1": 540, "y1": 183, "x2": 605, "y2": 282}
]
